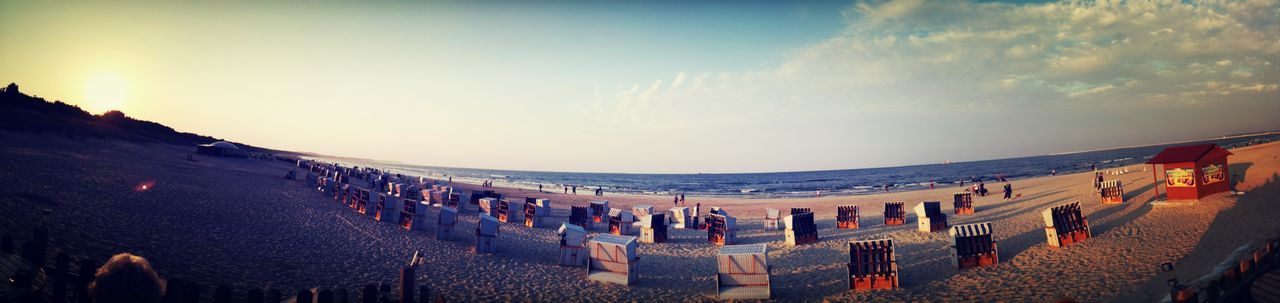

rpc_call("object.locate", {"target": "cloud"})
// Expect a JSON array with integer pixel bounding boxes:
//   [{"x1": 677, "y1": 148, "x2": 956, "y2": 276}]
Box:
[
  {"x1": 671, "y1": 72, "x2": 687, "y2": 88},
  {"x1": 604, "y1": 0, "x2": 1278, "y2": 109},
  {"x1": 583, "y1": 0, "x2": 1280, "y2": 171}
]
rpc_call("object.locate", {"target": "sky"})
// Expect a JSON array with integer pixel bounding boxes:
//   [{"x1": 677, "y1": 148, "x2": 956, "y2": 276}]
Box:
[{"x1": 1, "y1": 0, "x2": 1278, "y2": 173}]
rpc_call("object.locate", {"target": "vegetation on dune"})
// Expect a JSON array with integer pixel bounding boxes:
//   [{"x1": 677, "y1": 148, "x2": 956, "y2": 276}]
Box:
[{"x1": 0, "y1": 82, "x2": 280, "y2": 154}]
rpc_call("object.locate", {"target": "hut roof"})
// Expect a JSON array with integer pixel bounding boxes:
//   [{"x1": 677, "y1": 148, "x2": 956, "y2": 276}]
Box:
[{"x1": 1146, "y1": 144, "x2": 1232, "y2": 164}]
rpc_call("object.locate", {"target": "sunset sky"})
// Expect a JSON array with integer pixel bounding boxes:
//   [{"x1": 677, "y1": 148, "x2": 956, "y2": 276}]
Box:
[{"x1": 2, "y1": 0, "x2": 1278, "y2": 173}]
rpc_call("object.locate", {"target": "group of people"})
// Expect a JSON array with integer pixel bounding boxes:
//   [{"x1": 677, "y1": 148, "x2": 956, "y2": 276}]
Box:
[
  {"x1": 558, "y1": 185, "x2": 604, "y2": 196},
  {"x1": 957, "y1": 174, "x2": 1015, "y2": 200},
  {"x1": 672, "y1": 193, "x2": 686, "y2": 206},
  {"x1": 481, "y1": 180, "x2": 494, "y2": 188},
  {"x1": 973, "y1": 181, "x2": 989, "y2": 197},
  {"x1": 1093, "y1": 172, "x2": 1106, "y2": 192}
]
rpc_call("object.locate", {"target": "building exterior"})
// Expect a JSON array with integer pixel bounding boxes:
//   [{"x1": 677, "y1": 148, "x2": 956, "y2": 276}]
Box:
[{"x1": 1146, "y1": 144, "x2": 1232, "y2": 200}]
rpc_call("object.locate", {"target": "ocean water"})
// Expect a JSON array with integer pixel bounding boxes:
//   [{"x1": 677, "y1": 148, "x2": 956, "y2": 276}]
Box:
[{"x1": 312, "y1": 133, "x2": 1278, "y2": 198}]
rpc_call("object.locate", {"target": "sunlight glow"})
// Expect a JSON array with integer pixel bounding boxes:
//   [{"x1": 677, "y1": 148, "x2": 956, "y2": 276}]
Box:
[{"x1": 83, "y1": 72, "x2": 128, "y2": 114}]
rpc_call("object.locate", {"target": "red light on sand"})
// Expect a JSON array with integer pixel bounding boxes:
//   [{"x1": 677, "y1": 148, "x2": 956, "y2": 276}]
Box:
[{"x1": 135, "y1": 180, "x2": 156, "y2": 192}]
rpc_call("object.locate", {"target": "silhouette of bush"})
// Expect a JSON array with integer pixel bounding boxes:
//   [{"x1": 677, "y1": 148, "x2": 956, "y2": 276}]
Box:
[{"x1": 0, "y1": 82, "x2": 277, "y2": 152}]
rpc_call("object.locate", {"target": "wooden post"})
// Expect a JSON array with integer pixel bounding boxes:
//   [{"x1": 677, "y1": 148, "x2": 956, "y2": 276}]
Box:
[
  {"x1": 52, "y1": 252, "x2": 70, "y2": 303},
  {"x1": 417, "y1": 285, "x2": 431, "y2": 303},
  {"x1": 317, "y1": 289, "x2": 334, "y2": 303},
  {"x1": 23, "y1": 226, "x2": 48, "y2": 265},
  {"x1": 1157, "y1": 164, "x2": 1167, "y2": 198},
  {"x1": 266, "y1": 289, "x2": 282, "y2": 303},
  {"x1": 1, "y1": 233, "x2": 12, "y2": 253},
  {"x1": 335, "y1": 289, "x2": 348, "y2": 303},
  {"x1": 163, "y1": 278, "x2": 185, "y2": 303},
  {"x1": 361, "y1": 284, "x2": 378, "y2": 303},
  {"x1": 182, "y1": 281, "x2": 201, "y2": 303},
  {"x1": 214, "y1": 285, "x2": 232, "y2": 303},
  {"x1": 380, "y1": 282, "x2": 392, "y2": 300},
  {"x1": 295, "y1": 289, "x2": 313, "y2": 303},
  {"x1": 75, "y1": 259, "x2": 98, "y2": 303},
  {"x1": 246, "y1": 289, "x2": 264, "y2": 303},
  {"x1": 399, "y1": 266, "x2": 416, "y2": 303}
]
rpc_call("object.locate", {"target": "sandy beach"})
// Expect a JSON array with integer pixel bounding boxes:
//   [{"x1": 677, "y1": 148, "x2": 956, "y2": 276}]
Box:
[{"x1": 2, "y1": 130, "x2": 1279, "y2": 302}]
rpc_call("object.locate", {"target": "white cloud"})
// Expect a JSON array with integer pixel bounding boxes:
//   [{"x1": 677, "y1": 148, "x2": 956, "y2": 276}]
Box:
[
  {"x1": 671, "y1": 72, "x2": 687, "y2": 88},
  {"x1": 583, "y1": 0, "x2": 1280, "y2": 171},
  {"x1": 609, "y1": 0, "x2": 1278, "y2": 107}
]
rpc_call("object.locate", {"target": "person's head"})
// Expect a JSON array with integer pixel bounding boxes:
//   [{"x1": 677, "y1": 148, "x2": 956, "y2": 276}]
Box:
[{"x1": 90, "y1": 253, "x2": 164, "y2": 303}]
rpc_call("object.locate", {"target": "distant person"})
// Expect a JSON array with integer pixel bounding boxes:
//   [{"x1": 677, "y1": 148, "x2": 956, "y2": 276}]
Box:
[
  {"x1": 539, "y1": 184, "x2": 543, "y2": 193},
  {"x1": 694, "y1": 203, "x2": 702, "y2": 226},
  {"x1": 680, "y1": 193, "x2": 685, "y2": 205},
  {"x1": 674, "y1": 195, "x2": 679, "y2": 206},
  {"x1": 978, "y1": 181, "x2": 987, "y2": 197},
  {"x1": 884, "y1": 184, "x2": 890, "y2": 192},
  {"x1": 1094, "y1": 172, "x2": 1104, "y2": 191},
  {"x1": 564, "y1": 185, "x2": 568, "y2": 194},
  {"x1": 572, "y1": 186, "x2": 576, "y2": 195},
  {"x1": 90, "y1": 253, "x2": 164, "y2": 303},
  {"x1": 1003, "y1": 183, "x2": 1013, "y2": 200},
  {"x1": 930, "y1": 181, "x2": 935, "y2": 190},
  {"x1": 1051, "y1": 169, "x2": 1056, "y2": 176}
]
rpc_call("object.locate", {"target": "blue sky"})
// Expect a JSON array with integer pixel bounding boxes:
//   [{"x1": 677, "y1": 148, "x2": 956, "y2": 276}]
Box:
[{"x1": 1, "y1": 0, "x2": 1278, "y2": 173}]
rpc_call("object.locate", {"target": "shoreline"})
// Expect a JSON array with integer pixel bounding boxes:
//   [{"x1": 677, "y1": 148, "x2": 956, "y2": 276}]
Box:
[{"x1": 305, "y1": 132, "x2": 1277, "y2": 200}]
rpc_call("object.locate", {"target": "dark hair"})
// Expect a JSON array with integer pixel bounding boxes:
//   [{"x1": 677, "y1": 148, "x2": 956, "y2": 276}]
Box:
[{"x1": 90, "y1": 253, "x2": 164, "y2": 303}]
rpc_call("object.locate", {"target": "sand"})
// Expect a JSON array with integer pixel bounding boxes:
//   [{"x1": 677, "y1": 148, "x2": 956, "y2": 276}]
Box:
[{"x1": 2, "y1": 130, "x2": 1279, "y2": 302}]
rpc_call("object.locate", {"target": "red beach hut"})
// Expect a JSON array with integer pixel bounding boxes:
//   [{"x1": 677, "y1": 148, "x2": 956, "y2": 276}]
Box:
[{"x1": 1146, "y1": 144, "x2": 1232, "y2": 200}]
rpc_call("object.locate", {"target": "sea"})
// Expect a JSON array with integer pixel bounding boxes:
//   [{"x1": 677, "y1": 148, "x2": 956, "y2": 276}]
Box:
[{"x1": 309, "y1": 133, "x2": 1279, "y2": 198}]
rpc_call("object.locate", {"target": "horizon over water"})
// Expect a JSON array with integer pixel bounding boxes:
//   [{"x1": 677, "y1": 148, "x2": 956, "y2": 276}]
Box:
[{"x1": 309, "y1": 133, "x2": 1279, "y2": 198}]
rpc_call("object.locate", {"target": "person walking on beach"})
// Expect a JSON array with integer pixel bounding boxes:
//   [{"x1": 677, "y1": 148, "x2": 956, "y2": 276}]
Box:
[
  {"x1": 674, "y1": 194, "x2": 679, "y2": 206},
  {"x1": 1051, "y1": 169, "x2": 1056, "y2": 176},
  {"x1": 539, "y1": 184, "x2": 543, "y2": 193},
  {"x1": 680, "y1": 193, "x2": 685, "y2": 205},
  {"x1": 1003, "y1": 183, "x2": 1013, "y2": 200},
  {"x1": 572, "y1": 186, "x2": 577, "y2": 195},
  {"x1": 1094, "y1": 172, "x2": 1104, "y2": 192},
  {"x1": 930, "y1": 180, "x2": 935, "y2": 190},
  {"x1": 564, "y1": 185, "x2": 568, "y2": 194}
]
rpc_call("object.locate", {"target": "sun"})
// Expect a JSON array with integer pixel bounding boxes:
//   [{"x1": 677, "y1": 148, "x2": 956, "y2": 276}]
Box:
[{"x1": 83, "y1": 73, "x2": 128, "y2": 114}]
